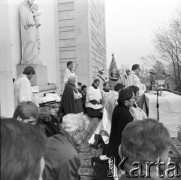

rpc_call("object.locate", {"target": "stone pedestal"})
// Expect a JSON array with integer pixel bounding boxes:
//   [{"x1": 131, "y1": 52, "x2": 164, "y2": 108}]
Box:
[{"x1": 17, "y1": 64, "x2": 48, "y2": 86}]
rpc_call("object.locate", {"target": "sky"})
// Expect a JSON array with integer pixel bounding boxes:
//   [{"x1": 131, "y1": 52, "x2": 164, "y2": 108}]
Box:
[{"x1": 105, "y1": 0, "x2": 181, "y2": 69}]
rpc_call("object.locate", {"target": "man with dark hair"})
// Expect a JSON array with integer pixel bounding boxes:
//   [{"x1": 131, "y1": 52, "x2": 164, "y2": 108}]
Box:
[
  {"x1": 103, "y1": 82, "x2": 110, "y2": 92},
  {"x1": 107, "y1": 87, "x2": 135, "y2": 165},
  {"x1": 86, "y1": 79, "x2": 103, "y2": 118},
  {"x1": 14, "y1": 66, "x2": 38, "y2": 106},
  {"x1": 23, "y1": 65, "x2": 36, "y2": 75},
  {"x1": 1, "y1": 118, "x2": 47, "y2": 180},
  {"x1": 64, "y1": 61, "x2": 77, "y2": 85},
  {"x1": 118, "y1": 119, "x2": 171, "y2": 180},
  {"x1": 13, "y1": 101, "x2": 39, "y2": 125}
]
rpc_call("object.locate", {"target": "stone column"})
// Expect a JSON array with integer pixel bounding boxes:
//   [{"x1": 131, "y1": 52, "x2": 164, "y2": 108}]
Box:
[{"x1": 0, "y1": 1, "x2": 15, "y2": 117}]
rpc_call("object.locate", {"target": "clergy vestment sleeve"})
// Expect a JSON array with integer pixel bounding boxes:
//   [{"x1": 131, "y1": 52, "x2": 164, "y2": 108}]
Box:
[
  {"x1": 57, "y1": 158, "x2": 80, "y2": 180},
  {"x1": 18, "y1": 79, "x2": 32, "y2": 102},
  {"x1": 132, "y1": 74, "x2": 142, "y2": 88},
  {"x1": 86, "y1": 86, "x2": 95, "y2": 101}
]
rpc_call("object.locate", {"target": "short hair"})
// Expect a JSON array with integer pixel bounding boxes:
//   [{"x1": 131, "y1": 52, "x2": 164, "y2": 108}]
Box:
[
  {"x1": 81, "y1": 85, "x2": 87, "y2": 91},
  {"x1": 114, "y1": 83, "x2": 124, "y2": 92},
  {"x1": 37, "y1": 106, "x2": 51, "y2": 124},
  {"x1": 23, "y1": 66, "x2": 35, "y2": 75},
  {"x1": 13, "y1": 101, "x2": 39, "y2": 120},
  {"x1": 128, "y1": 85, "x2": 139, "y2": 95},
  {"x1": 1, "y1": 118, "x2": 47, "y2": 180},
  {"x1": 117, "y1": 87, "x2": 133, "y2": 104},
  {"x1": 103, "y1": 82, "x2": 109, "y2": 87},
  {"x1": 67, "y1": 61, "x2": 73, "y2": 67},
  {"x1": 132, "y1": 64, "x2": 140, "y2": 71},
  {"x1": 120, "y1": 119, "x2": 170, "y2": 164},
  {"x1": 93, "y1": 79, "x2": 100, "y2": 83}
]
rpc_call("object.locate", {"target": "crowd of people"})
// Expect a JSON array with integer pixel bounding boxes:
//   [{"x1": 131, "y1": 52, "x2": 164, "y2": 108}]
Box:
[{"x1": 1, "y1": 61, "x2": 179, "y2": 180}]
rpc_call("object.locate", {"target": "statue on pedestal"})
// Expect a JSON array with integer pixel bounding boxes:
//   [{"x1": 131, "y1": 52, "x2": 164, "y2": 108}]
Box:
[{"x1": 19, "y1": 0, "x2": 42, "y2": 64}]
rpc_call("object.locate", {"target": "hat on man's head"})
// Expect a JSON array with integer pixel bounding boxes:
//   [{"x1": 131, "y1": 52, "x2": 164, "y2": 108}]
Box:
[{"x1": 39, "y1": 93, "x2": 61, "y2": 107}]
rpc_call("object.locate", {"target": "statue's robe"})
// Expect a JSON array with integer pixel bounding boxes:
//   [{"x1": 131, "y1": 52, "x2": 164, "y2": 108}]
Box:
[{"x1": 20, "y1": 1, "x2": 40, "y2": 64}]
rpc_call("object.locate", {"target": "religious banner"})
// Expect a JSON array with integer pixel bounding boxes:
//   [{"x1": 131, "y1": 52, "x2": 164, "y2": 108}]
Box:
[{"x1": 108, "y1": 54, "x2": 119, "y2": 89}]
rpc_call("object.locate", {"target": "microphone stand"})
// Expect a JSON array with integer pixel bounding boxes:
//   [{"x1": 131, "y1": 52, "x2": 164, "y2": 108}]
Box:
[{"x1": 156, "y1": 89, "x2": 159, "y2": 122}]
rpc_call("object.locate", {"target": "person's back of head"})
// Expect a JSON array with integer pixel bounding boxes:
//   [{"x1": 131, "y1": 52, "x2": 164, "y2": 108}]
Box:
[
  {"x1": 13, "y1": 101, "x2": 39, "y2": 124},
  {"x1": 132, "y1": 64, "x2": 140, "y2": 71},
  {"x1": 61, "y1": 114, "x2": 88, "y2": 145},
  {"x1": 23, "y1": 66, "x2": 35, "y2": 75},
  {"x1": 1, "y1": 118, "x2": 47, "y2": 180},
  {"x1": 117, "y1": 87, "x2": 134, "y2": 105},
  {"x1": 119, "y1": 119, "x2": 170, "y2": 174},
  {"x1": 114, "y1": 83, "x2": 124, "y2": 92}
]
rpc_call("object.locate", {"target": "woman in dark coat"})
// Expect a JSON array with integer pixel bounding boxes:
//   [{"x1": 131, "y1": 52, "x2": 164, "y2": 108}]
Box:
[
  {"x1": 61, "y1": 76, "x2": 83, "y2": 115},
  {"x1": 107, "y1": 87, "x2": 135, "y2": 166}
]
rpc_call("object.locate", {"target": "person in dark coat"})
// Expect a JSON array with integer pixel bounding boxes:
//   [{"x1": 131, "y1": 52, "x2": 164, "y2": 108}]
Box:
[
  {"x1": 107, "y1": 87, "x2": 135, "y2": 166},
  {"x1": 61, "y1": 76, "x2": 83, "y2": 115},
  {"x1": 80, "y1": 85, "x2": 87, "y2": 113},
  {"x1": 43, "y1": 113, "x2": 87, "y2": 180}
]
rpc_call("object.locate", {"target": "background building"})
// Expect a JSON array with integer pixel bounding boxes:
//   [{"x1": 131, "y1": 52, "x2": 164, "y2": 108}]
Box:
[{"x1": 58, "y1": 0, "x2": 106, "y2": 91}]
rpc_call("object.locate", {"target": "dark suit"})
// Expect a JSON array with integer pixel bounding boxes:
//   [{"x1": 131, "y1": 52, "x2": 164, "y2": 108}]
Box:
[{"x1": 43, "y1": 130, "x2": 80, "y2": 180}]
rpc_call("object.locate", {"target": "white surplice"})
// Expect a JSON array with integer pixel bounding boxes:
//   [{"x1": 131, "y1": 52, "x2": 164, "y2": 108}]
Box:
[
  {"x1": 14, "y1": 74, "x2": 37, "y2": 106},
  {"x1": 85, "y1": 86, "x2": 103, "y2": 109},
  {"x1": 88, "y1": 90, "x2": 118, "y2": 144}
]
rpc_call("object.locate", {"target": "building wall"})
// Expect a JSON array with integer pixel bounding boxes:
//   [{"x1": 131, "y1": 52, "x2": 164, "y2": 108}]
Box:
[
  {"x1": 88, "y1": 0, "x2": 106, "y2": 83},
  {"x1": 57, "y1": 0, "x2": 77, "y2": 91},
  {"x1": 0, "y1": 0, "x2": 15, "y2": 117},
  {"x1": 58, "y1": 0, "x2": 106, "y2": 91}
]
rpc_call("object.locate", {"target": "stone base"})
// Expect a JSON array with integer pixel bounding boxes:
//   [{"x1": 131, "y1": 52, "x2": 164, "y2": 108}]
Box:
[{"x1": 17, "y1": 64, "x2": 48, "y2": 86}]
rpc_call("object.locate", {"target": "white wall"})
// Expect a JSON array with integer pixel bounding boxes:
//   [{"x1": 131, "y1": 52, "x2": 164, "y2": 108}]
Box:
[
  {"x1": 8, "y1": 0, "x2": 60, "y2": 88},
  {"x1": 0, "y1": 0, "x2": 15, "y2": 117}
]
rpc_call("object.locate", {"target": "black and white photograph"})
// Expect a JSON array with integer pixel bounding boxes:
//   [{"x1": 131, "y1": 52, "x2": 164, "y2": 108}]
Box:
[{"x1": 0, "y1": 0, "x2": 181, "y2": 180}]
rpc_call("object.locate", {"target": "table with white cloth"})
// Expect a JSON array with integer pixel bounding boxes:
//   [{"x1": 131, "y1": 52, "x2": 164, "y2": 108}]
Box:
[{"x1": 144, "y1": 91, "x2": 181, "y2": 137}]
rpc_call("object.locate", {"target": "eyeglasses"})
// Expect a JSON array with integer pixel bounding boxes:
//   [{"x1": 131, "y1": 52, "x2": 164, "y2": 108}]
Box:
[{"x1": 23, "y1": 119, "x2": 36, "y2": 125}]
